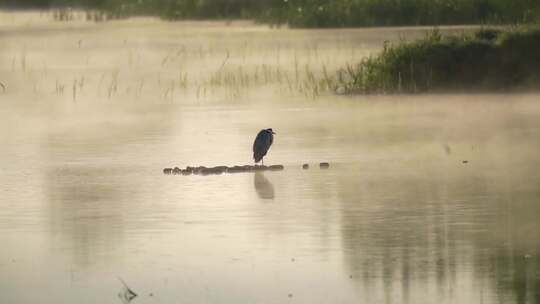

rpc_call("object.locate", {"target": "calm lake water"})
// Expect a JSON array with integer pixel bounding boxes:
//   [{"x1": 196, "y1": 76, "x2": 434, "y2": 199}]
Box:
[{"x1": 1, "y1": 12, "x2": 539, "y2": 304}]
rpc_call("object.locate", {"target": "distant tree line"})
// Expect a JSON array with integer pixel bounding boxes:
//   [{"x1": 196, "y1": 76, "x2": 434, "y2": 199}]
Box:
[
  {"x1": 269, "y1": 0, "x2": 540, "y2": 27},
  {"x1": 0, "y1": 0, "x2": 102, "y2": 9},
  {"x1": 1, "y1": 0, "x2": 539, "y2": 27}
]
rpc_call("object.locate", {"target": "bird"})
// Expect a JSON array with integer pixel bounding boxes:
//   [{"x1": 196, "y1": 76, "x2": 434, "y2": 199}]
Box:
[{"x1": 253, "y1": 128, "x2": 275, "y2": 165}]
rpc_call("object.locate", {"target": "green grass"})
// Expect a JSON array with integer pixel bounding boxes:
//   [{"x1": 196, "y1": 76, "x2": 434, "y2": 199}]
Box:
[{"x1": 340, "y1": 27, "x2": 540, "y2": 94}]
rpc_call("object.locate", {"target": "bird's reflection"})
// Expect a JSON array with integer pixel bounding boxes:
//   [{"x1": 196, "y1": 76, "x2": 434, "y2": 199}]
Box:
[{"x1": 253, "y1": 171, "x2": 275, "y2": 200}]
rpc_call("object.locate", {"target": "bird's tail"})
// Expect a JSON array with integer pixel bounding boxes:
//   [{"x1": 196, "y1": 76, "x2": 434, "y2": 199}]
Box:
[{"x1": 253, "y1": 152, "x2": 263, "y2": 163}]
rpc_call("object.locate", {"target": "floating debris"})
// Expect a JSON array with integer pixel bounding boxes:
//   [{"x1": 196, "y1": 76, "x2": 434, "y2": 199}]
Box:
[
  {"x1": 200, "y1": 166, "x2": 226, "y2": 175},
  {"x1": 212, "y1": 166, "x2": 229, "y2": 173},
  {"x1": 226, "y1": 165, "x2": 245, "y2": 173},
  {"x1": 164, "y1": 164, "x2": 285, "y2": 175},
  {"x1": 319, "y1": 162, "x2": 330, "y2": 169},
  {"x1": 302, "y1": 164, "x2": 309, "y2": 169},
  {"x1": 117, "y1": 277, "x2": 137, "y2": 304},
  {"x1": 268, "y1": 165, "x2": 284, "y2": 171},
  {"x1": 192, "y1": 166, "x2": 207, "y2": 174},
  {"x1": 227, "y1": 165, "x2": 268, "y2": 173},
  {"x1": 462, "y1": 160, "x2": 469, "y2": 164}
]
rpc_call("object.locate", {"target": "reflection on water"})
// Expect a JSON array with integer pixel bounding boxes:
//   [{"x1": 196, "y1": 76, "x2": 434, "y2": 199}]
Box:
[
  {"x1": 45, "y1": 166, "x2": 127, "y2": 268},
  {"x1": 339, "y1": 169, "x2": 540, "y2": 304},
  {"x1": 253, "y1": 172, "x2": 275, "y2": 200},
  {"x1": 117, "y1": 277, "x2": 137, "y2": 304},
  {"x1": 1, "y1": 12, "x2": 540, "y2": 304}
]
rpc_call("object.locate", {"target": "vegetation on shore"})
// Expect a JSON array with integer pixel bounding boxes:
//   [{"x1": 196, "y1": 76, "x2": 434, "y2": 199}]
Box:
[
  {"x1": 1, "y1": 0, "x2": 540, "y2": 27},
  {"x1": 260, "y1": 0, "x2": 540, "y2": 28},
  {"x1": 338, "y1": 27, "x2": 540, "y2": 93}
]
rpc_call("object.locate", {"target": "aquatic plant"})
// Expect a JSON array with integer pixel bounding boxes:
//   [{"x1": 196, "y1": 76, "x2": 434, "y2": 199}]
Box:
[{"x1": 341, "y1": 27, "x2": 540, "y2": 93}]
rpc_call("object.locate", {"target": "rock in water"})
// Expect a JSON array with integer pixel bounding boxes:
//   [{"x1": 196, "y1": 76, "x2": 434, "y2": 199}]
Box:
[
  {"x1": 163, "y1": 168, "x2": 173, "y2": 174},
  {"x1": 319, "y1": 162, "x2": 330, "y2": 169},
  {"x1": 227, "y1": 166, "x2": 243, "y2": 173},
  {"x1": 302, "y1": 164, "x2": 309, "y2": 169}
]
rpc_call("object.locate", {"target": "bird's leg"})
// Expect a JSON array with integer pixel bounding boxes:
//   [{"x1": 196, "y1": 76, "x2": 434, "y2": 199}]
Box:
[{"x1": 262, "y1": 159, "x2": 264, "y2": 166}]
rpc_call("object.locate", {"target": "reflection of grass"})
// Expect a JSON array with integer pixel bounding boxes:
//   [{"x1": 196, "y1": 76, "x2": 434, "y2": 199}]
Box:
[{"x1": 340, "y1": 27, "x2": 540, "y2": 94}]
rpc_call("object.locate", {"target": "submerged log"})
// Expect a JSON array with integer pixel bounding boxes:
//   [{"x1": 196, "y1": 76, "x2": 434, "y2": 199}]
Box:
[
  {"x1": 165, "y1": 164, "x2": 286, "y2": 175},
  {"x1": 226, "y1": 165, "x2": 247, "y2": 173},
  {"x1": 200, "y1": 166, "x2": 228, "y2": 175},
  {"x1": 192, "y1": 166, "x2": 207, "y2": 174},
  {"x1": 268, "y1": 165, "x2": 284, "y2": 171}
]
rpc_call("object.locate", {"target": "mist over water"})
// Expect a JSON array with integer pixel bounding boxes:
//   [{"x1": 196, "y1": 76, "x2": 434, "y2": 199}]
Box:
[{"x1": 1, "y1": 12, "x2": 539, "y2": 304}]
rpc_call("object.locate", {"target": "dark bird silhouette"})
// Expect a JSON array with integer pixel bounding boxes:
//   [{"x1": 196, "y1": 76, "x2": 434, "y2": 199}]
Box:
[{"x1": 253, "y1": 128, "x2": 275, "y2": 165}]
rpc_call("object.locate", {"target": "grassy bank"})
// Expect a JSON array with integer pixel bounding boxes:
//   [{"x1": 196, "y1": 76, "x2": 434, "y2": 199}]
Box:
[
  {"x1": 339, "y1": 27, "x2": 540, "y2": 94},
  {"x1": 2, "y1": 0, "x2": 540, "y2": 27}
]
